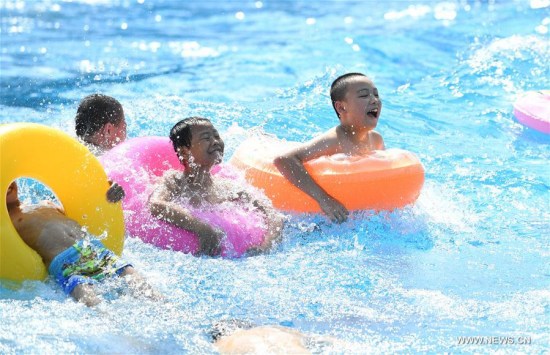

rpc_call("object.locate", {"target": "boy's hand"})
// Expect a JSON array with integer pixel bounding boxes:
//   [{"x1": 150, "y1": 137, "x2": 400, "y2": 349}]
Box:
[
  {"x1": 106, "y1": 181, "x2": 125, "y2": 203},
  {"x1": 318, "y1": 195, "x2": 349, "y2": 223},
  {"x1": 198, "y1": 227, "x2": 224, "y2": 256}
]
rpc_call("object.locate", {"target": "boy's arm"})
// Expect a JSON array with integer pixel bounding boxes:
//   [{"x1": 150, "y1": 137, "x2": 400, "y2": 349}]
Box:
[
  {"x1": 238, "y1": 190, "x2": 284, "y2": 252},
  {"x1": 273, "y1": 132, "x2": 349, "y2": 223},
  {"x1": 106, "y1": 181, "x2": 125, "y2": 203},
  {"x1": 148, "y1": 175, "x2": 224, "y2": 256},
  {"x1": 371, "y1": 131, "x2": 385, "y2": 150}
]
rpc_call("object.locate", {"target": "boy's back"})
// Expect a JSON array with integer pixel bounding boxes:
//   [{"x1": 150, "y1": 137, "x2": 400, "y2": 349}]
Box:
[
  {"x1": 7, "y1": 183, "x2": 86, "y2": 266},
  {"x1": 6, "y1": 181, "x2": 160, "y2": 306}
]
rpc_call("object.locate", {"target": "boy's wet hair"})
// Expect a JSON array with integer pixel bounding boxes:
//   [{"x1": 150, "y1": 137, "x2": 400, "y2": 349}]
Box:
[
  {"x1": 209, "y1": 319, "x2": 255, "y2": 342},
  {"x1": 169, "y1": 116, "x2": 212, "y2": 151},
  {"x1": 330, "y1": 72, "x2": 367, "y2": 118},
  {"x1": 75, "y1": 94, "x2": 124, "y2": 139}
]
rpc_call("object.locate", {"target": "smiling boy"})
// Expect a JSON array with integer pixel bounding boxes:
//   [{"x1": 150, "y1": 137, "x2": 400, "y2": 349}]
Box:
[
  {"x1": 274, "y1": 73, "x2": 385, "y2": 223},
  {"x1": 149, "y1": 117, "x2": 284, "y2": 256}
]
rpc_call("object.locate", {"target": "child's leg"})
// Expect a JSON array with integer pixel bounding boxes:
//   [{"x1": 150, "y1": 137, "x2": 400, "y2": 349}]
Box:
[
  {"x1": 70, "y1": 283, "x2": 101, "y2": 307},
  {"x1": 120, "y1": 267, "x2": 163, "y2": 301}
]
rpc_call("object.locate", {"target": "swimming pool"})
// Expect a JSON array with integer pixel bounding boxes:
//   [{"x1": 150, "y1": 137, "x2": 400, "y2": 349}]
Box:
[{"x1": 1, "y1": 0, "x2": 549, "y2": 352}]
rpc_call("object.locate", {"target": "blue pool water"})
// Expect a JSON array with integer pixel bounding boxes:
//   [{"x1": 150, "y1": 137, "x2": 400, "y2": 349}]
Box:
[{"x1": 1, "y1": 0, "x2": 549, "y2": 352}]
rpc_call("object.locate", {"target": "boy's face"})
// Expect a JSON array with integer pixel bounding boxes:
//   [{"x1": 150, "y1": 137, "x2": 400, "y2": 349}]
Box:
[
  {"x1": 183, "y1": 123, "x2": 224, "y2": 167},
  {"x1": 94, "y1": 114, "x2": 126, "y2": 151},
  {"x1": 111, "y1": 117, "x2": 127, "y2": 146},
  {"x1": 96, "y1": 115, "x2": 127, "y2": 150},
  {"x1": 339, "y1": 77, "x2": 382, "y2": 130}
]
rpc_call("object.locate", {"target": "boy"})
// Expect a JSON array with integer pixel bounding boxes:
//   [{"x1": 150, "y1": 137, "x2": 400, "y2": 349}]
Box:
[
  {"x1": 214, "y1": 325, "x2": 310, "y2": 353},
  {"x1": 211, "y1": 320, "x2": 338, "y2": 353},
  {"x1": 6, "y1": 181, "x2": 160, "y2": 306},
  {"x1": 274, "y1": 73, "x2": 385, "y2": 223},
  {"x1": 75, "y1": 94, "x2": 127, "y2": 155},
  {"x1": 75, "y1": 94, "x2": 127, "y2": 200},
  {"x1": 149, "y1": 117, "x2": 284, "y2": 256}
]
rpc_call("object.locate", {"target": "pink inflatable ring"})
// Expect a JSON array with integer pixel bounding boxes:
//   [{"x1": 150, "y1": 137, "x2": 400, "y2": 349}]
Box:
[
  {"x1": 100, "y1": 136, "x2": 267, "y2": 257},
  {"x1": 513, "y1": 90, "x2": 550, "y2": 134}
]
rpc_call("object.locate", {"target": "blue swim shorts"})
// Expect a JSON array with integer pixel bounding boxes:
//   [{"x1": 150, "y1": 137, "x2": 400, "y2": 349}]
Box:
[{"x1": 48, "y1": 239, "x2": 132, "y2": 295}]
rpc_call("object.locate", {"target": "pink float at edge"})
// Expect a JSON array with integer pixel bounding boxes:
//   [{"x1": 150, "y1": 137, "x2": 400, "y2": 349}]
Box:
[
  {"x1": 100, "y1": 136, "x2": 266, "y2": 257},
  {"x1": 513, "y1": 90, "x2": 550, "y2": 134}
]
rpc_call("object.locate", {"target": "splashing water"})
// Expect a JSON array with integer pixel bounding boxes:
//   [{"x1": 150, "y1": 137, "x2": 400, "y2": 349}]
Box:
[{"x1": 1, "y1": 0, "x2": 549, "y2": 352}]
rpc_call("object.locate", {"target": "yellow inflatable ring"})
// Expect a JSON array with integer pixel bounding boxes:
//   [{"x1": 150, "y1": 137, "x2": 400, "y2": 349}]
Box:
[{"x1": 1, "y1": 123, "x2": 125, "y2": 282}]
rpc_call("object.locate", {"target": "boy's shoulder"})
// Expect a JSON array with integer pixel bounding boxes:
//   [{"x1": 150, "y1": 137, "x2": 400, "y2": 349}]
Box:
[
  {"x1": 368, "y1": 130, "x2": 385, "y2": 150},
  {"x1": 310, "y1": 126, "x2": 340, "y2": 145},
  {"x1": 369, "y1": 129, "x2": 382, "y2": 137},
  {"x1": 334, "y1": 126, "x2": 385, "y2": 153},
  {"x1": 162, "y1": 168, "x2": 183, "y2": 178},
  {"x1": 286, "y1": 127, "x2": 342, "y2": 160},
  {"x1": 160, "y1": 169, "x2": 185, "y2": 188}
]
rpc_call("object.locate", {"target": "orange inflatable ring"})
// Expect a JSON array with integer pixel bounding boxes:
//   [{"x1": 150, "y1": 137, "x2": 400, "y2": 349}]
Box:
[{"x1": 229, "y1": 136, "x2": 425, "y2": 212}]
